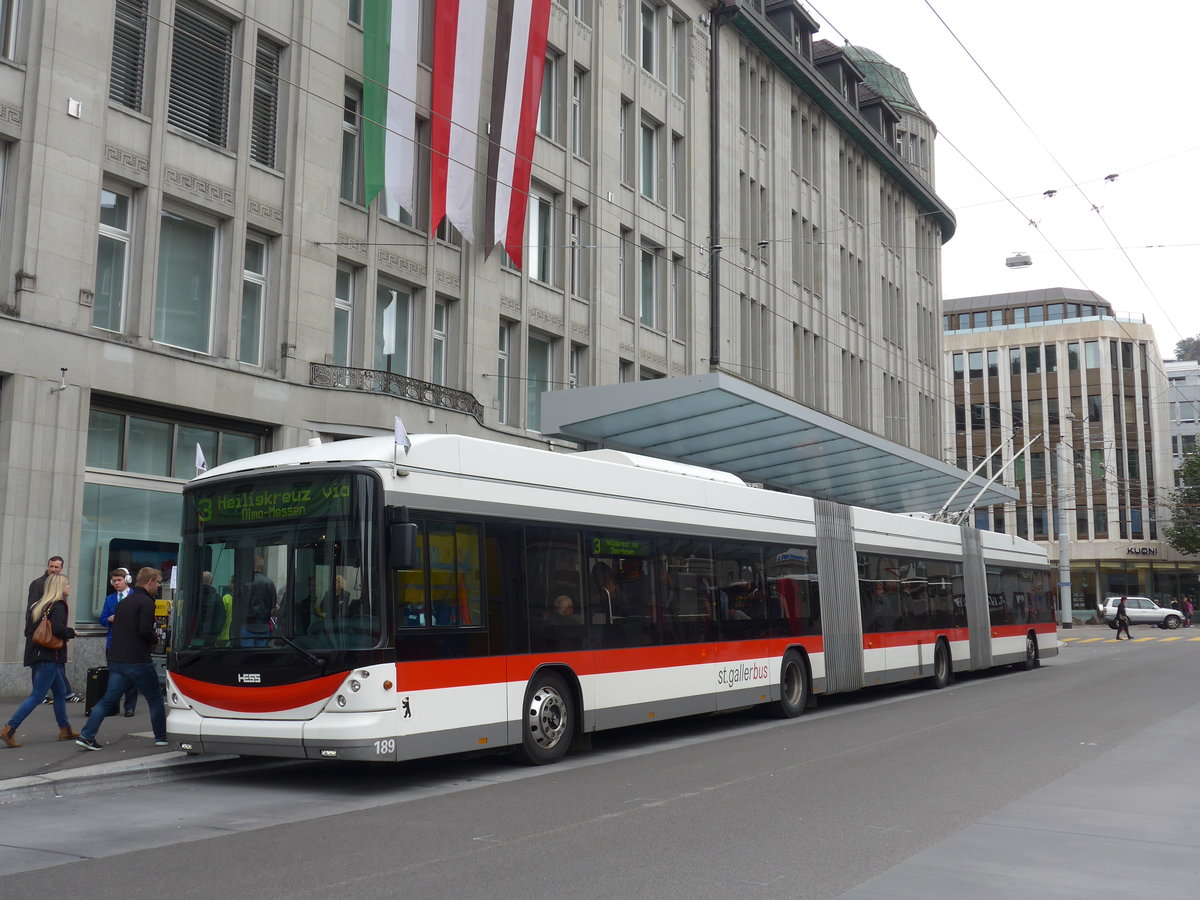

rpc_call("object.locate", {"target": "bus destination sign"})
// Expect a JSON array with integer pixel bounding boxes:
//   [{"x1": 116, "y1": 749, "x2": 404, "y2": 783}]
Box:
[{"x1": 195, "y1": 476, "x2": 354, "y2": 526}]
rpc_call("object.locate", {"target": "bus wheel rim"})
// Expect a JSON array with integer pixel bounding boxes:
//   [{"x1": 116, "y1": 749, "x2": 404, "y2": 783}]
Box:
[{"x1": 529, "y1": 685, "x2": 567, "y2": 749}]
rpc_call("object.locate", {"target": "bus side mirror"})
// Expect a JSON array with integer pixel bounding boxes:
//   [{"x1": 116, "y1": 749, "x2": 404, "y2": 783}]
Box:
[{"x1": 388, "y1": 523, "x2": 418, "y2": 569}]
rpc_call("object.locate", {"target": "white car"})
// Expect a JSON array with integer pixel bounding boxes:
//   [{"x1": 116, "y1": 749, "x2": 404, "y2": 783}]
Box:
[{"x1": 1099, "y1": 596, "x2": 1185, "y2": 630}]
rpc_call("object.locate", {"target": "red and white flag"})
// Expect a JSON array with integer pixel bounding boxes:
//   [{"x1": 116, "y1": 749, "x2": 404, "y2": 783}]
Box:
[
  {"x1": 485, "y1": 0, "x2": 552, "y2": 269},
  {"x1": 430, "y1": 0, "x2": 487, "y2": 244}
]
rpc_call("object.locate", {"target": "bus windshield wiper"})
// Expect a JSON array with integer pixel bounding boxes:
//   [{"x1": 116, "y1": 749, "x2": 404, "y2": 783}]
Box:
[{"x1": 273, "y1": 634, "x2": 327, "y2": 671}]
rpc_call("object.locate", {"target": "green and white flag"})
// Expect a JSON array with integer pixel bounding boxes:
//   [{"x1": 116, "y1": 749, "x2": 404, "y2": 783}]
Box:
[{"x1": 363, "y1": 0, "x2": 419, "y2": 217}]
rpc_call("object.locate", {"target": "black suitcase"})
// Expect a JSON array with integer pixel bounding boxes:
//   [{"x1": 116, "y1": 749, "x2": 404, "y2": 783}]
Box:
[{"x1": 84, "y1": 666, "x2": 113, "y2": 715}]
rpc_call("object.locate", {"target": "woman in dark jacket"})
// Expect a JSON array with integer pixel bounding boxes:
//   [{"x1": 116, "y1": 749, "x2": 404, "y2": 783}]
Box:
[{"x1": 1, "y1": 573, "x2": 80, "y2": 747}]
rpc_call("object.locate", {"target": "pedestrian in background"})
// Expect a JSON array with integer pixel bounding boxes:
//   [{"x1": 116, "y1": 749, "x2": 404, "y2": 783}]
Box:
[
  {"x1": 1, "y1": 573, "x2": 80, "y2": 747},
  {"x1": 1115, "y1": 596, "x2": 1132, "y2": 640},
  {"x1": 29, "y1": 555, "x2": 83, "y2": 704},
  {"x1": 1184, "y1": 597, "x2": 1195, "y2": 628},
  {"x1": 76, "y1": 568, "x2": 168, "y2": 751},
  {"x1": 99, "y1": 568, "x2": 139, "y2": 716}
]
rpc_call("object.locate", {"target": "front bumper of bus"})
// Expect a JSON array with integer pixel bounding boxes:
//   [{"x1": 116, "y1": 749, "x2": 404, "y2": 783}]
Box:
[{"x1": 168, "y1": 708, "x2": 398, "y2": 761}]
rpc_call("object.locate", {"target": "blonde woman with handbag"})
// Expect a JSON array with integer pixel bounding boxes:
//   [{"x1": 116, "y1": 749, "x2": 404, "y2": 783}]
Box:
[{"x1": 1, "y1": 573, "x2": 80, "y2": 747}]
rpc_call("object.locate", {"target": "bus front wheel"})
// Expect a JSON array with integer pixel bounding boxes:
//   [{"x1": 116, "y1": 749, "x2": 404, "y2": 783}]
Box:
[{"x1": 518, "y1": 671, "x2": 574, "y2": 765}]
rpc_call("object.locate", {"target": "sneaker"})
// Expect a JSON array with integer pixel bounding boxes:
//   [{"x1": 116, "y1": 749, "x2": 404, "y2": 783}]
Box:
[
  {"x1": 154, "y1": 739, "x2": 170, "y2": 747},
  {"x1": 75, "y1": 736, "x2": 102, "y2": 751},
  {"x1": 66, "y1": 693, "x2": 84, "y2": 703},
  {"x1": 123, "y1": 710, "x2": 136, "y2": 717}
]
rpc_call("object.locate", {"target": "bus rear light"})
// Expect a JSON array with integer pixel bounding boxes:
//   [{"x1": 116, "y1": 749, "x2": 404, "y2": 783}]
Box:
[
  {"x1": 383, "y1": 680, "x2": 393, "y2": 690},
  {"x1": 336, "y1": 694, "x2": 347, "y2": 707},
  {"x1": 349, "y1": 680, "x2": 362, "y2": 692}
]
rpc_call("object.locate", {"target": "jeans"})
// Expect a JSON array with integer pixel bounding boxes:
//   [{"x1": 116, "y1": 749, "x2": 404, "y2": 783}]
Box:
[
  {"x1": 6, "y1": 660, "x2": 71, "y2": 730},
  {"x1": 80, "y1": 661, "x2": 166, "y2": 742}
]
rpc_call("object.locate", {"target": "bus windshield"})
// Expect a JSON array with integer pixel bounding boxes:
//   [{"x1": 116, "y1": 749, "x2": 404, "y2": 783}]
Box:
[{"x1": 177, "y1": 470, "x2": 381, "y2": 651}]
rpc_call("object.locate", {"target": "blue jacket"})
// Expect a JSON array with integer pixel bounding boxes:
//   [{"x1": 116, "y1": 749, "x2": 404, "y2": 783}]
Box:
[{"x1": 100, "y1": 589, "x2": 131, "y2": 649}]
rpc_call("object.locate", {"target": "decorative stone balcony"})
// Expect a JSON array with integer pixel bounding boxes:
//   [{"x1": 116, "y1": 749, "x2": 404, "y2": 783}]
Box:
[{"x1": 309, "y1": 363, "x2": 485, "y2": 423}]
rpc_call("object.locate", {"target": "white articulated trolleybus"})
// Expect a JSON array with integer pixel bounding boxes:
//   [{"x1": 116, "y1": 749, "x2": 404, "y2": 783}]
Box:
[{"x1": 166, "y1": 434, "x2": 1057, "y2": 764}]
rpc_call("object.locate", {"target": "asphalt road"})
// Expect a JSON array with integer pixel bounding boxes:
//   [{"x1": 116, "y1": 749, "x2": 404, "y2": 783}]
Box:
[{"x1": 3, "y1": 634, "x2": 1198, "y2": 899}]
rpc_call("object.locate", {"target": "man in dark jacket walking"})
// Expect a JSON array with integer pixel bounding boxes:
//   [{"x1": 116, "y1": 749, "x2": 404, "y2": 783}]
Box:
[{"x1": 76, "y1": 567, "x2": 169, "y2": 750}]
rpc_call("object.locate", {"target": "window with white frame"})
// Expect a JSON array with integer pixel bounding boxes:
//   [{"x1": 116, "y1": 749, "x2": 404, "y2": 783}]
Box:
[
  {"x1": 671, "y1": 254, "x2": 686, "y2": 340},
  {"x1": 333, "y1": 266, "x2": 354, "y2": 366},
  {"x1": 670, "y1": 13, "x2": 687, "y2": 95},
  {"x1": 670, "y1": 132, "x2": 685, "y2": 215},
  {"x1": 341, "y1": 86, "x2": 363, "y2": 204},
  {"x1": 570, "y1": 203, "x2": 590, "y2": 298},
  {"x1": 537, "y1": 50, "x2": 559, "y2": 141},
  {"x1": 640, "y1": 118, "x2": 660, "y2": 200},
  {"x1": 528, "y1": 188, "x2": 557, "y2": 285},
  {"x1": 239, "y1": 236, "x2": 267, "y2": 365},
  {"x1": 571, "y1": 66, "x2": 589, "y2": 159},
  {"x1": 640, "y1": 245, "x2": 660, "y2": 329},
  {"x1": 154, "y1": 209, "x2": 216, "y2": 353},
  {"x1": 497, "y1": 322, "x2": 512, "y2": 424},
  {"x1": 374, "y1": 282, "x2": 412, "y2": 375},
  {"x1": 569, "y1": 343, "x2": 585, "y2": 388},
  {"x1": 640, "y1": 2, "x2": 658, "y2": 76},
  {"x1": 619, "y1": 227, "x2": 634, "y2": 318},
  {"x1": 94, "y1": 188, "x2": 132, "y2": 333},
  {"x1": 620, "y1": 97, "x2": 634, "y2": 185},
  {"x1": 168, "y1": 2, "x2": 233, "y2": 147},
  {"x1": 431, "y1": 297, "x2": 448, "y2": 385},
  {"x1": 250, "y1": 35, "x2": 282, "y2": 169},
  {"x1": 347, "y1": 0, "x2": 362, "y2": 26},
  {"x1": 573, "y1": 0, "x2": 591, "y2": 26},
  {"x1": 110, "y1": 0, "x2": 148, "y2": 111},
  {"x1": 527, "y1": 333, "x2": 553, "y2": 432}
]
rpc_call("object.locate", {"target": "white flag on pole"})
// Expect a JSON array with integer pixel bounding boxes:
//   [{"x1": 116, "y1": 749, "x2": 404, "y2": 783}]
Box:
[
  {"x1": 394, "y1": 416, "x2": 411, "y2": 454},
  {"x1": 195, "y1": 443, "x2": 208, "y2": 475}
]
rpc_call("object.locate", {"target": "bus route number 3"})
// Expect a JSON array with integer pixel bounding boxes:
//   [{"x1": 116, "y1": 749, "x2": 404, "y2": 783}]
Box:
[{"x1": 373, "y1": 739, "x2": 396, "y2": 756}]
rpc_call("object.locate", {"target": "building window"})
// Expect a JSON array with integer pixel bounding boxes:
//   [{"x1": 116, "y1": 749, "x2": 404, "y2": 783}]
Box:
[
  {"x1": 527, "y1": 334, "x2": 553, "y2": 432},
  {"x1": 497, "y1": 322, "x2": 512, "y2": 424},
  {"x1": 569, "y1": 343, "x2": 585, "y2": 388},
  {"x1": 341, "y1": 86, "x2": 364, "y2": 204},
  {"x1": 431, "y1": 298, "x2": 448, "y2": 386},
  {"x1": 670, "y1": 13, "x2": 687, "y2": 95},
  {"x1": 94, "y1": 188, "x2": 132, "y2": 333},
  {"x1": 571, "y1": 66, "x2": 589, "y2": 158},
  {"x1": 528, "y1": 188, "x2": 557, "y2": 285},
  {"x1": 537, "y1": 50, "x2": 559, "y2": 140},
  {"x1": 168, "y1": 3, "x2": 234, "y2": 147},
  {"x1": 640, "y1": 2, "x2": 658, "y2": 76},
  {"x1": 250, "y1": 36, "x2": 282, "y2": 168},
  {"x1": 86, "y1": 406, "x2": 261, "y2": 479},
  {"x1": 671, "y1": 133, "x2": 685, "y2": 215},
  {"x1": 1084, "y1": 340, "x2": 1100, "y2": 368},
  {"x1": 110, "y1": 0, "x2": 149, "y2": 112},
  {"x1": 619, "y1": 227, "x2": 634, "y2": 318},
  {"x1": 155, "y1": 210, "x2": 216, "y2": 353},
  {"x1": 671, "y1": 255, "x2": 686, "y2": 340},
  {"x1": 348, "y1": 0, "x2": 363, "y2": 26},
  {"x1": 239, "y1": 236, "x2": 267, "y2": 366},
  {"x1": 640, "y1": 245, "x2": 660, "y2": 329},
  {"x1": 333, "y1": 266, "x2": 353, "y2": 366},
  {"x1": 640, "y1": 118, "x2": 660, "y2": 200},
  {"x1": 569, "y1": 203, "x2": 591, "y2": 298},
  {"x1": 374, "y1": 283, "x2": 412, "y2": 375},
  {"x1": 620, "y1": 97, "x2": 634, "y2": 185}
]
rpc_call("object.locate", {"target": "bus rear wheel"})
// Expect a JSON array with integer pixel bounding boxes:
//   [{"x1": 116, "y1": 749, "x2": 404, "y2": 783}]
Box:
[
  {"x1": 771, "y1": 651, "x2": 808, "y2": 719},
  {"x1": 1021, "y1": 634, "x2": 1039, "y2": 670},
  {"x1": 518, "y1": 671, "x2": 574, "y2": 765},
  {"x1": 928, "y1": 640, "x2": 952, "y2": 689}
]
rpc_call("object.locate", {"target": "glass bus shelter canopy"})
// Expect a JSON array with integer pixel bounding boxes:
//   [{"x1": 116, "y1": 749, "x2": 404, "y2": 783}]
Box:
[{"x1": 540, "y1": 373, "x2": 1016, "y2": 516}]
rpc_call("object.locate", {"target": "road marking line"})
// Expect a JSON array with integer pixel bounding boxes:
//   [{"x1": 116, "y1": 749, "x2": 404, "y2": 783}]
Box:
[
  {"x1": 1159, "y1": 637, "x2": 1183, "y2": 642},
  {"x1": 1077, "y1": 638, "x2": 1107, "y2": 643}
]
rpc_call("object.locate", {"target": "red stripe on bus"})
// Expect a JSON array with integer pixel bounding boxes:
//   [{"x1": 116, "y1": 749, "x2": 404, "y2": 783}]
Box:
[
  {"x1": 992, "y1": 623, "x2": 1058, "y2": 638},
  {"x1": 861, "y1": 628, "x2": 971, "y2": 649},
  {"x1": 394, "y1": 637, "x2": 826, "y2": 691},
  {"x1": 172, "y1": 671, "x2": 350, "y2": 713}
]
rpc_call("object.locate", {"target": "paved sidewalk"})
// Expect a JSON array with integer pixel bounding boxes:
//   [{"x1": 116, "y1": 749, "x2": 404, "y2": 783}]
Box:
[{"x1": 0, "y1": 699, "x2": 248, "y2": 803}]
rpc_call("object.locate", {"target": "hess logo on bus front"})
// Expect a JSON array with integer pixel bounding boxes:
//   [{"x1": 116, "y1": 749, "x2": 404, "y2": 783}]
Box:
[{"x1": 237, "y1": 673, "x2": 262, "y2": 683}]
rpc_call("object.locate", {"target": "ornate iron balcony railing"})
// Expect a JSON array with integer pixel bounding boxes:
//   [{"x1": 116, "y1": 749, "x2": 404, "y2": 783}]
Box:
[{"x1": 309, "y1": 363, "x2": 485, "y2": 423}]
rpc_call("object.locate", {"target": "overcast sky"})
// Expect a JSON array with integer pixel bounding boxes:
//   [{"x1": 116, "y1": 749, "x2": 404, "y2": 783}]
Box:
[{"x1": 807, "y1": 0, "x2": 1200, "y2": 355}]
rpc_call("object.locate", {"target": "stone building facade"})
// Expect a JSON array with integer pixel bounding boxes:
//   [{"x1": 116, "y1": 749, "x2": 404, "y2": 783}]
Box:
[{"x1": 0, "y1": 0, "x2": 952, "y2": 688}]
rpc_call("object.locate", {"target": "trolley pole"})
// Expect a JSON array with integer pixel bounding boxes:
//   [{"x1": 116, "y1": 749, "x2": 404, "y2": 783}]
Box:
[{"x1": 1057, "y1": 439, "x2": 1073, "y2": 629}]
